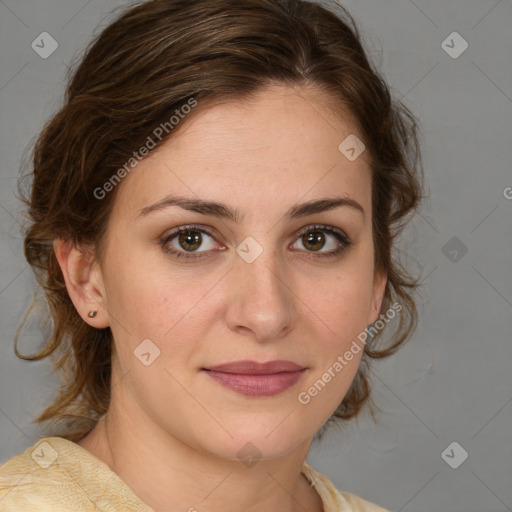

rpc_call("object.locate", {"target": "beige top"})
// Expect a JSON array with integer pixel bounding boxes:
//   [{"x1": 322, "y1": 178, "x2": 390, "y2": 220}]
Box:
[{"x1": 0, "y1": 437, "x2": 391, "y2": 511}]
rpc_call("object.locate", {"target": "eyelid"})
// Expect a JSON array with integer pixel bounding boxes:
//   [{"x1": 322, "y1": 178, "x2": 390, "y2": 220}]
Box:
[
  {"x1": 293, "y1": 224, "x2": 350, "y2": 243},
  {"x1": 161, "y1": 224, "x2": 220, "y2": 243}
]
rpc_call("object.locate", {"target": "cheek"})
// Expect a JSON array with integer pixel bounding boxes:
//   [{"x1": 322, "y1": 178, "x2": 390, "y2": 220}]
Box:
[
  {"x1": 316, "y1": 265, "x2": 374, "y2": 325},
  {"x1": 309, "y1": 286, "x2": 370, "y2": 372},
  {"x1": 102, "y1": 247, "x2": 215, "y2": 367},
  {"x1": 301, "y1": 260, "x2": 375, "y2": 371},
  {"x1": 99, "y1": 244, "x2": 169, "y2": 343}
]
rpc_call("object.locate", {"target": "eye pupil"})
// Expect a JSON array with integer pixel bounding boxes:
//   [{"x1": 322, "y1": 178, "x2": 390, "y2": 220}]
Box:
[
  {"x1": 303, "y1": 231, "x2": 325, "y2": 251},
  {"x1": 179, "y1": 230, "x2": 201, "y2": 251}
]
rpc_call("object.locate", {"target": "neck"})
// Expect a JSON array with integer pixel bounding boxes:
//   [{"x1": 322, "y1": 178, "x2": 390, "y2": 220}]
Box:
[{"x1": 77, "y1": 397, "x2": 323, "y2": 512}]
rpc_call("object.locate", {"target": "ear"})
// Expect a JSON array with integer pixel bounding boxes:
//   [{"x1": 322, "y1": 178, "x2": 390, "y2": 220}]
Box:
[
  {"x1": 367, "y1": 269, "x2": 387, "y2": 325},
  {"x1": 53, "y1": 238, "x2": 110, "y2": 328}
]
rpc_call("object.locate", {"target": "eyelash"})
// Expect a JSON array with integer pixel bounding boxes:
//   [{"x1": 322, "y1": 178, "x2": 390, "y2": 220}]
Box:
[{"x1": 160, "y1": 224, "x2": 352, "y2": 261}]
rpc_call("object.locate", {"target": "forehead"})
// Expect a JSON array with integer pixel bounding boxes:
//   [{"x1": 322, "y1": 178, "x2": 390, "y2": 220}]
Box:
[{"x1": 111, "y1": 84, "x2": 372, "y2": 223}]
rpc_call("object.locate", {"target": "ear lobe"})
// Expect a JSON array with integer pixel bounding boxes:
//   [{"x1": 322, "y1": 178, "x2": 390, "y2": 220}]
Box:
[
  {"x1": 53, "y1": 238, "x2": 109, "y2": 328},
  {"x1": 367, "y1": 269, "x2": 387, "y2": 325}
]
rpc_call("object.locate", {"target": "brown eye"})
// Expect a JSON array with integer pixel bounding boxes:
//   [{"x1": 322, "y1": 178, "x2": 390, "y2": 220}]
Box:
[
  {"x1": 302, "y1": 231, "x2": 326, "y2": 251},
  {"x1": 161, "y1": 225, "x2": 219, "y2": 260},
  {"x1": 291, "y1": 225, "x2": 352, "y2": 259},
  {"x1": 177, "y1": 230, "x2": 203, "y2": 251}
]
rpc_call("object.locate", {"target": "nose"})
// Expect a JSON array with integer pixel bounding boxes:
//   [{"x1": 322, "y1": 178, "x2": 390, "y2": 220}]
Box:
[{"x1": 224, "y1": 246, "x2": 297, "y2": 343}]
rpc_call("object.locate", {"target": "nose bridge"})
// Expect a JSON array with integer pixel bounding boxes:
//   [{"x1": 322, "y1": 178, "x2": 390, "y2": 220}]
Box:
[
  {"x1": 240, "y1": 246, "x2": 285, "y2": 296},
  {"x1": 226, "y1": 236, "x2": 296, "y2": 341}
]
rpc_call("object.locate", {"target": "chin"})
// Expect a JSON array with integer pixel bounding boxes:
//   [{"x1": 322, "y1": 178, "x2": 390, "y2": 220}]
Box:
[{"x1": 197, "y1": 422, "x2": 311, "y2": 464}]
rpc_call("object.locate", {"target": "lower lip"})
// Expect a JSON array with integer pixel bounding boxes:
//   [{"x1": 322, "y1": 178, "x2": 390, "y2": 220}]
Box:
[{"x1": 202, "y1": 369, "x2": 306, "y2": 397}]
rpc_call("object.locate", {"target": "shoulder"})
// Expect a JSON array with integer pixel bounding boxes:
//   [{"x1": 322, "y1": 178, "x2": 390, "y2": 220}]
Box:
[
  {"x1": 0, "y1": 436, "x2": 152, "y2": 511},
  {"x1": 0, "y1": 437, "x2": 94, "y2": 511},
  {"x1": 339, "y1": 491, "x2": 393, "y2": 512},
  {"x1": 302, "y1": 461, "x2": 392, "y2": 512}
]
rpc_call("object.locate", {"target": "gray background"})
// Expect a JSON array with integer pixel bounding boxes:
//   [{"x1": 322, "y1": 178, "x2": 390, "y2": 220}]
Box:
[{"x1": 1, "y1": 1, "x2": 511, "y2": 511}]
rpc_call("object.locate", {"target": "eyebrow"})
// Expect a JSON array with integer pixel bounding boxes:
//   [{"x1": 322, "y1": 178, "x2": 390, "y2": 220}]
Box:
[{"x1": 136, "y1": 195, "x2": 365, "y2": 222}]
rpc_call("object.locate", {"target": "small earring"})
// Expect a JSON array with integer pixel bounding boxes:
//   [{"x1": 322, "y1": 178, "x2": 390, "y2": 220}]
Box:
[{"x1": 88, "y1": 310, "x2": 98, "y2": 318}]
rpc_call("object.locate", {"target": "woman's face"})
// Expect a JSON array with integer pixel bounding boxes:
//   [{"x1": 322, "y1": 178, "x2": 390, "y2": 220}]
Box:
[{"x1": 92, "y1": 84, "x2": 386, "y2": 461}]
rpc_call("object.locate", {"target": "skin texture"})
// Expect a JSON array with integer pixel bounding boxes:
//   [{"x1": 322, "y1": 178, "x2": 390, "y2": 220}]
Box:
[{"x1": 54, "y1": 83, "x2": 387, "y2": 512}]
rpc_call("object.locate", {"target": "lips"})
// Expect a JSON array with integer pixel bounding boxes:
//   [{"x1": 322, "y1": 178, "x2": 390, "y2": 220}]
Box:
[
  {"x1": 203, "y1": 360, "x2": 306, "y2": 374},
  {"x1": 201, "y1": 360, "x2": 307, "y2": 397}
]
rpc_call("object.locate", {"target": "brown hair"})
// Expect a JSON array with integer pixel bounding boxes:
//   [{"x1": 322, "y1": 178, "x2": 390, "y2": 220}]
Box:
[{"x1": 16, "y1": 0, "x2": 424, "y2": 442}]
